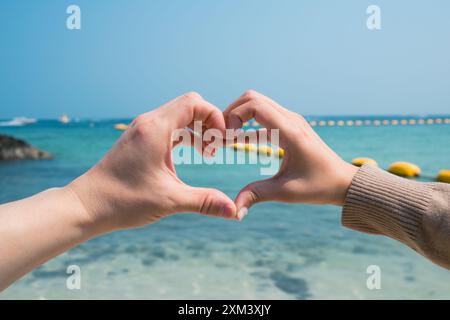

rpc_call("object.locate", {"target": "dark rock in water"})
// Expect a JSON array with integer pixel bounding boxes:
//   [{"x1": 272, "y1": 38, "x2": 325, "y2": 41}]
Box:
[
  {"x1": 0, "y1": 134, "x2": 51, "y2": 161},
  {"x1": 404, "y1": 275, "x2": 415, "y2": 282},
  {"x1": 32, "y1": 268, "x2": 65, "y2": 279},
  {"x1": 270, "y1": 271, "x2": 311, "y2": 299}
]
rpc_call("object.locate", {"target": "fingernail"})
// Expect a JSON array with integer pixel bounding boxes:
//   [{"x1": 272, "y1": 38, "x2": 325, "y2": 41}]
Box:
[
  {"x1": 219, "y1": 204, "x2": 234, "y2": 218},
  {"x1": 237, "y1": 207, "x2": 248, "y2": 221}
]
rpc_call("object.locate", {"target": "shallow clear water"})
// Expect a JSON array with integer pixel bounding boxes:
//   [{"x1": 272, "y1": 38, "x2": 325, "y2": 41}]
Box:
[{"x1": 1, "y1": 118, "x2": 450, "y2": 299}]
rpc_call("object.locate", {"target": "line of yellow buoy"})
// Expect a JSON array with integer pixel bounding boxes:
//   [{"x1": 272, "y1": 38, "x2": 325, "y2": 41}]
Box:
[
  {"x1": 240, "y1": 118, "x2": 450, "y2": 128},
  {"x1": 112, "y1": 123, "x2": 449, "y2": 184},
  {"x1": 230, "y1": 143, "x2": 284, "y2": 158},
  {"x1": 351, "y1": 158, "x2": 449, "y2": 183},
  {"x1": 227, "y1": 149, "x2": 450, "y2": 183},
  {"x1": 306, "y1": 118, "x2": 450, "y2": 128},
  {"x1": 116, "y1": 117, "x2": 450, "y2": 131}
]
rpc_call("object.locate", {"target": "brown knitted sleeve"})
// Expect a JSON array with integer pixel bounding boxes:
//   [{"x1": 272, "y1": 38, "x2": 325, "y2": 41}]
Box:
[{"x1": 342, "y1": 164, "x2": 450, "y2": 270}]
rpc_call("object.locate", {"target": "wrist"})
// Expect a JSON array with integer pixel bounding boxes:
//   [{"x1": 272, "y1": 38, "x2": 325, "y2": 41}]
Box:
[
  {"x1": 330, "y1": 162, "x2": 359, "y2": 206},
  {"x1": 65, "y1": 169, "x2": 118, "y2": 236},
  {"x1": 60, "y1": 185, "x2": 106, "y2": 239}
]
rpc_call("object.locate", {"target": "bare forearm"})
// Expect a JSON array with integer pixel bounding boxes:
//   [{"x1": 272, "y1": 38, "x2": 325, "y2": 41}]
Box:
[
  {"x1": 0, "y1": 93, "x2": 238, "y2": 291},
  {"x1": 0, "y1": 187, "x2": 99, "y2": 291}
]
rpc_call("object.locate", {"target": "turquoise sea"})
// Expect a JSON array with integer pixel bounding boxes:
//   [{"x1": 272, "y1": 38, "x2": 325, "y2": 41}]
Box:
[{"x1": 1, "y1": 117, "x2": 450, "y2": 299}]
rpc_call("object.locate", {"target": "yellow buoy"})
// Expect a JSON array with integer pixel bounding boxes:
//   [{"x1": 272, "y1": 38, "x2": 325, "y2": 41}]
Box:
[
  {"x1": 258, "y1": 145, "x2": 285, "y2": 158},
  {"x1": 230, "y1": 143, "x2": 242, "y2": 150},
  {"x1": 230, "y1": 143, "x2": 256, "y2": 152},
  {"x1": 351, "y1": 157, "x2": 378, "y2": 167},
  {"x1": 245, "y1": 144, "x2": 257, "y2": 152},
  {"x1": 437, "y1": 170, "x2": 450, "y2": 183},
  {"x1": 388, "y1": 162, "x2": 421, "y2": 177},
  {"x1": 114, "y1": 123, "x2": 129, "y2": 131},
  {"x1": 230, "y1": 143, "x2": 285, "y2": 158},
  {"x1": 257, "y1": 145, "x2": 273, "y2": 156}
]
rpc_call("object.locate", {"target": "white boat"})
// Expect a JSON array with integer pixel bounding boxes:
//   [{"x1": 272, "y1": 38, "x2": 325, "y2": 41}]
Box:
[
  {"x1": 0, "y1": 117, "x2": 37, "y2": 126},
  {"x1": 59, "y1": 114, "x2": 70, "y2": 124}
]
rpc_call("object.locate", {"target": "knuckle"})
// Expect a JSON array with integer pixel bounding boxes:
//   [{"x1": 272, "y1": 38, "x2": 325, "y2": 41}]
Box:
[
  {"x1": 132, "y1": 114, "x2": 147, "y2": 126},
  {"x1": 287, "y1": 122, "x2": 309, "y2": 139},
  {"x1": 296, "y1": 113, "x2": 307, "y2": 123},
  {"x1": 249, "y1": 189, "x2": 260, "y2": 204},
  {"x1": 131, "y1": 115, "x2": 159, "y2": 138},
  {"x1": 294, "y1": 114, "x2": 311, "y2": 130},
  {"x1": 182, "y1": 91, "x2": 202, "y2": 102},
  {"x1": 243, "y1": 89, "x2": 259, "y2": 100},
  {"x1": 228, "y1": 110, "x2": 244, "y2": 126},
  {"x1": 133, "y1": 122, "x2": 151, "y2": 138},
  {"x1": 229, "y1": 109, "x2": 240, "y2": 119},
  {"x1": 199, "y1": 194, "x2": 214, "y2": 215},
  {"x1": 246, "y1": 185, "x2": 260, "y2": 204},
  {"x1": 247, "y1": 98, "x2": 261, "y2": 112}
]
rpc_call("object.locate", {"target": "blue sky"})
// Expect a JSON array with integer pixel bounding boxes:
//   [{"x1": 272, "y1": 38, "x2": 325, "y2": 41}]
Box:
[{"x1": 0, "y1": 0, "x2": 449, "y2": 118}]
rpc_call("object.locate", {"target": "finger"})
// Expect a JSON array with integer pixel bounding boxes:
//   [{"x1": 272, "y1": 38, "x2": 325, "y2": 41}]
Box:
[
  {"x1": 176, "y1": 185, "x2": 238, "y2": 220},
  {"x1": 230, "y1": 128, "x2": 280, "y2": 146},
  {"x1": 172, "y1": 128, "x2": 212, "y2": 156},
  {"x1": 234, "y1": 178, "x2": 280, "y2": 219},
  {"x1": 165, "y1": 92, "x2": 227, "y2": 135},
  {"x1": 224, "y1": 90, "x2": 291, "y2": 120},
  {"x1": 225, "y1": 101, "x2": 288, "y2": 151},
  {"x1": 189, "y1": 126, "x2": 219, "y2": 157},
  {"x1": 259, "y1": 93, "x2": 298, "y2": 117},
  {"x1": 227, "y1": 100, "x2": 285, "y2": 130},
  {"x1": 225, "y1": 103, "x2": 287, "y2": 149}
]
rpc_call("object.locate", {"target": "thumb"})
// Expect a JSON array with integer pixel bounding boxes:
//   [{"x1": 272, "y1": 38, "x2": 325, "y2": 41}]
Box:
[
  {"x1": 177, "y1": 185, "x2": 237, "y2": 220},
  {"x1": 234, "y1": 178, "x2": 278, "y2": 220}
]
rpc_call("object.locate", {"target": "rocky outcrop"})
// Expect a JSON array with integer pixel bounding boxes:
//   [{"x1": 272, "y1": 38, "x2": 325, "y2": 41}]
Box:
[{"x1": 0, "y1": 134, "x2": 52, "y2": 161}]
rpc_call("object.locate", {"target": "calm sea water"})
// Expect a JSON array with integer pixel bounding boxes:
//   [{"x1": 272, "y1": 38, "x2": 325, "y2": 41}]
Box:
[{"x1": 1, "y1": 117, "x2": 450, "y2": 299}]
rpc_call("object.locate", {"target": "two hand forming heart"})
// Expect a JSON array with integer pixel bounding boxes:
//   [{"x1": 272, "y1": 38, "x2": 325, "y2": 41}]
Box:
[{"x1": 69, "y1": 90, "x2": 358, "y2": 233}]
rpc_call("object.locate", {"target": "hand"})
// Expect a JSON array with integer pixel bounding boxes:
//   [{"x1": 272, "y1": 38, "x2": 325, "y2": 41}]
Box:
[
  {"x1": 68, "y1": 92, "x2": 237, "y2": 233},
  {"x1": 223, "y1": 90, "x2": 358, "y2": 216}
]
